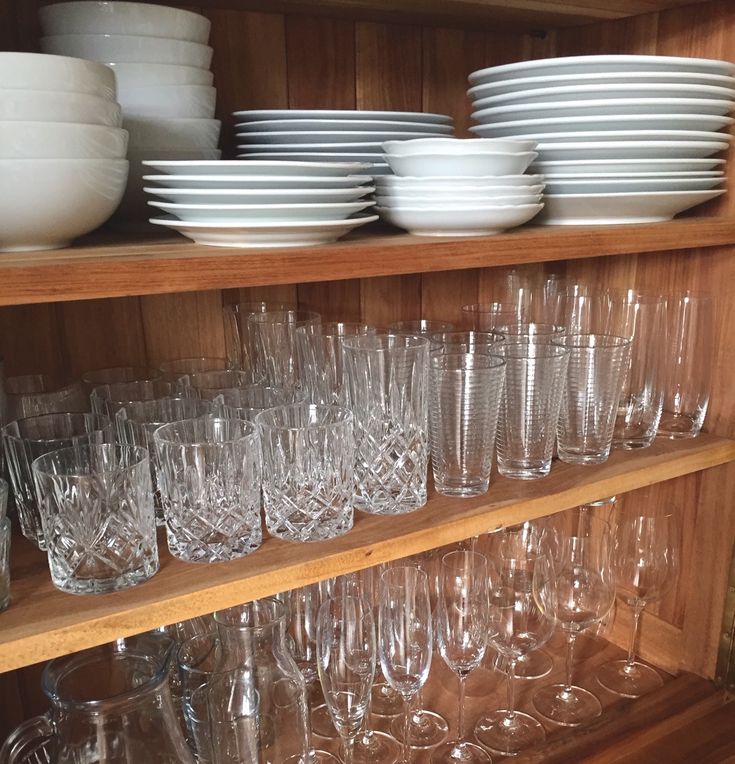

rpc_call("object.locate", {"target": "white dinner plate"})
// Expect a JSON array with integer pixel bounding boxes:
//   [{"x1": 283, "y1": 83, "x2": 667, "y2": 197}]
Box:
[
  {"x1": 148, "y1": 199, "x2": 375, "y2": 222},
  {"x1": 374, "y1": 175, "x2": 544, "y2": 188},
  {"x1": 536, "y1": 140, "x2": 729, "y2": 160},
  {"x1": 531, "y1": 158, "x2": 726, "y2": 174},
  {"x1": 232, "y1": 109, "x2": 453, "y2": 124},
  {"x1": 468, "y1": 55, "x2": 735, "y2": 86},
  {"x1": 537, "y1": 189, "x2": 725, "y2": 225},
  {"x1": 475, "y1": 130, "x2": 733, "y2": 145},
  {"x1": 236, "y1": 131, "x2": 451, "y2": 145},
  {"x1": 149, "y1": 213, "x2": 379, "y2": 248},
  {"x1": 144, "y1": 185, "x2": 375, "y2": 204},
  {"x1": 238, "y1": 142, "x2": 386, "y2": 154},
  {"x1": 142, "y1": 160, "x2": 370, "y2": 176},
  {"x1": 235, "y1": 119, "x2": 454, "y2": 134},
  {"x1": 142, "y1": 174, "x2": 374, "y2": 189},
  {"x1": 543, "y1": 177, "x2": 723, "y2": 193},
  {"x1": 237, "y1": 153, "x2": 393, "y2": 173},
  {"x1": 543, "y1": 170, "x2": 722, "y2": 179}
]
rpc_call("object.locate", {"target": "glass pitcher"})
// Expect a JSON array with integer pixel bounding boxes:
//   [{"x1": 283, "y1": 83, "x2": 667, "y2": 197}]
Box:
[{"x1": 0, "y1": 633, "x2": 195, "y2": 764}]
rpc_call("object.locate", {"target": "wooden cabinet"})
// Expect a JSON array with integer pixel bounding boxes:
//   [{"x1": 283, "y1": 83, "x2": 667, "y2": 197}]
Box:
[{"x1": 1, "y1": 0, "x2": 735, "y2": 758}]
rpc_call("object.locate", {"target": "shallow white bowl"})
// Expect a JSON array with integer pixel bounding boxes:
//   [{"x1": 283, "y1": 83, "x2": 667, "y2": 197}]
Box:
[
  {"x1": 40, "y1": 2, "x2": 211, "y2": 43},
  {"x1": 119, "y1": 84, "x2": 216, "y2": 119},
  {"x1": 144, "y1": 185, "x2": 375, "y2": 204},
  {"x1": 0, "y1": 157, "x2": 128, "y2": 251},
  {"x1": 124, "y1": 117, "x2": 220, "y2": 150},
  {"x1": 374, "y1": 174, "x2": 544, "y2": 189},
  {"x1": 0, "y1": 88, "x2": 122, "y2": 126},
  {"x1": 0, "y1": 122, "x2": 128, "y2": 159},
  {"x1": 110, "y1": 61, "x2": 213, "y2": 89},
  {"x1": 41, "y1": 34, "x2": 214, "y2": 69},
  {"x1": 382, "y1": 137, "x2": 537, "y2": 155},
  {"x1": 143, "y1": 173, "x2": 372, "y2": 189},
  {"x1": 377, "y1": 193, "x2": 542, "y2": 207},
  {"x1": 385, "y1": 152, "x2": 538, "y2": 177}
]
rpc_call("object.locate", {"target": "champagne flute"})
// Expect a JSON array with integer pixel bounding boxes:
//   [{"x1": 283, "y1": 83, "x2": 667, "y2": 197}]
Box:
[{"x1": 597, "y1": 511, "x2": 680, "y2": 697}]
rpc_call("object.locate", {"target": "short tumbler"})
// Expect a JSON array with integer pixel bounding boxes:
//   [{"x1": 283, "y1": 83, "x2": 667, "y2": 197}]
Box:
[
  {"x1": 32, "y1": 444, "x2": 158, "y2": 594},
  {"x1": 154, "y1": 417, "x2": 262, "y2": 563},
  {"x1": 257, "y1": 404, "x2": 354, "y2": 543}
]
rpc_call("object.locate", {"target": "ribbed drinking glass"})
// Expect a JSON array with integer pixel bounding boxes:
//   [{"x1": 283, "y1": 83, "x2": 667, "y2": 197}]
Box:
[
  {"x1": 223, "y1": 300, "x2": 294, "y2": 370},
  {"x1": 91, "y1": 379, "x2": 177, "y2": 416},
  {"x1": 157, "y1": 357, "x2": 230, "y2": 383},
  {"x1": 212, "y1": 384, "x2": 297, "y2": 422},
  {"x1": 177, "y1": 368, "x2": 263, "y2": 399},
  {"x1": 5, "y1": 374, "x2": 88, "y2": 420},
  {"x1": 427, "y1": 330, "x2": 503, "y2": 355},
  {"x1": 388, "y1": 319, "x2": 454, "y2": 336}
]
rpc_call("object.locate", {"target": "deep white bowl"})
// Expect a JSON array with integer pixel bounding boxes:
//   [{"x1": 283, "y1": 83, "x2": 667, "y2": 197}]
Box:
[
  {"x1": 385, "y1": 152, "x2": 538, "y2": 177},
  {"x1": 109, "y1": 62, "x2": 214, "y2": 89},
  {"x1": 374, "y1": 175, "x2": 544, "y2": 189},
  {"x1": 382, "y1": 137, "x2": 538, "y2": 155},
  {"x1": 0, "y1": 158, "x2": 128, "y2": 251},
  {"x1": 0, "y1": 51, "x2": 116, "y2": 99},
  {"x1": 124, "y1": 117, "x2": 221, "y2": 150},
  {"x1": 0, "y1": 89, "x2": 122, "y2": 126},
  {"x1": 41, "y1": 34, "x2": 214, "y2": 69},
  {"x1": 40, "y1": 2, "x2": 211, "y2": 43},
  {"x1": 118, "y1": 84, "x2": 216, "y2": 119},
  {"x1": 376, "y1": 193, "x2": 542, "y2": 207},
  {"x1": 0, "y1": 122, "x2": 128, "y2": 159}
]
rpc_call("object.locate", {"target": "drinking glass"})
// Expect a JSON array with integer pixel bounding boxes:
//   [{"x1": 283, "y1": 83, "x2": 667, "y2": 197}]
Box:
[
  {"x1": 0, "y1": 481, "x2": 10, "y2": 611},
  {"x1": 32, "y1": 443, "x2": 159, "y2": 594},
  {"x1": 177, "y1": 369, "x2": 263, "y2": 399},
  {"x1": 81, "y1": 365, "x2": 161, "y2": 394},
  {"x1": 496, "y1": 340, "x2": 569, "y2": 479},
  {"x1": 3, "y1": 412, "x2": 113, "y2": 548},
  {"x1": 5, "y1": 374, "x2": 88, "y2": 420},
  {"x1": 532, "y1": 512, "x2": 616, "y2": 726},
  {"x1": 597, "y1": 512, "x2": 680, "y2": 697},
  {"x1": 379, "y1": 567, "x2": 433, "y2": 764},
  {"x1": 317, "y1": 596, "x2": 376, "y2": 764},
  {"x1": 461, "y1": 299, "x2": 530, "y2": 331},
  {"x1": 494, "y1": 322, "x2": 565, "y2": 339},
  {"x1": 157, "y1": 357, "x2": 230, "y2": 382},
  {"x1": 658, "y1": 292, "x2": 713, "y2": 438},
  {"x1": 431, "y1": 551, "x2": 491, "y2": 764},
  {"x1": 427, "y1": 330, "x2": 503, "y2": 355},
  {"x1": 257, "y1": 403, "x2": 354, "y2": 542},
  {"x1": 154, "y1": 417, "x2": 262, "y2": 563},
  {"x1": 224, "y1": 300, "x2": 295, "y2": 370},
  {"x1": 91, "y1": 379, "x2": 177, "y2": 416},
  {"x1": 545, "y1": 285, "x2": 612, "y2": 335},
  {"x1": 428, "y1": 352, "x2": 505, "y2": 497},
  {"x1": 388, "y1": 319, "x2": 454, "y2": 336},
  {"x1": 344, "y1": 334, "x2": 429, "y2": 515},
  {"x1": 557, "y1": 334, "x2": 631, "y2": 465},
  {"x1": 212, "y1": 384, "x2": 297, "y2": 422}
]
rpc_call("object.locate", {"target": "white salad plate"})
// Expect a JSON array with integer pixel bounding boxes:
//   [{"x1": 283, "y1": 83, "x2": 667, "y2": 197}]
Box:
[
  {"x1": 143, "y1": 174, "x2": 373, "y2": 189},
  {"x1": 543, "y1": 177, "x2": 723, "y2": 194},
  {"x1": 236, "y1": 131, "x2": 451, "y2": 145},
  {"x1": 150, "y1": 213, "x2": 379, "y2": 247},
  {"x1": 236, "y1": 119, "x2": 453, "y2": 134},
  {"x1": 375, "y1": 174, "x2": 544, "y2": 189},
  {"x1": 385, "y1": 152, "x2": 538, "y2": 177},
  {"x1": 477, "y1": 130, "x2": 734, "y2": 145},
  {"x1": 233, "y1": 109, "x2": 453, "y2": 124},
  {"x1": 148, "y1": 200, "x2": 375, "y2": 222},
  {"x1": 531, "y1": 158, "x2": 726, "y2": 174},
  {"x1": 142, "y1": 160, "x2": 370, "y2": 176},
  {"x1": 536, "y1": 140, "x2": 729, "y2": 161},
  {"x1": 144, "y1": 186, "x2": 375, "y2": 204}
]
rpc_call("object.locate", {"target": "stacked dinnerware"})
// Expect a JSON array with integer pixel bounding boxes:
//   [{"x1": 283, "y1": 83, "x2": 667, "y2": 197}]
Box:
[
  {"x1": 377, "y1": 138, "x2": 544, "y2": 236},
  {"x1": 39, "y1": 1, "x2": 221, "y2": 228},
  {"x1": 0, "y1": 52, "x2": 128, "y2": 251},
  {"x1": 234, "y1": 110, "x2": 455, "y2": 174},
  {"x1": 467, "y1": 54, "x2": 735, "y2": 224},
  {"x1": 143, "y1": 159, "x2": 378, "y2": 247}
]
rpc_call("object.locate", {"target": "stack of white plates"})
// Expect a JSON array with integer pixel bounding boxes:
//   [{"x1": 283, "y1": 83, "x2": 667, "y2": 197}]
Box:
[
  {"x1": 377, "y1": 138, "x2": 544, "y2": 236},
  {"x1": 234, "y1": 110, "x2": 454, "y2": 174},
  {"x1": 467, "y1": 55, "x2": 734, "y2": 224},
  {"x1": 143, "y1": 160, "x2": 379, "y2": 247},
  {"x1": 40, "y1": 1, "x2": 221, "y2": 227}
]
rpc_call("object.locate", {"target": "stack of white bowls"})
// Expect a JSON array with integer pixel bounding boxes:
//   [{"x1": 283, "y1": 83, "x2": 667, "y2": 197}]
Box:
[
  {"x1": 39, "y1": 1, "x2": 221, "y2": 227},
  {"x1": 0, "y1": 52, "x2": 128, "y2": 251},
  {"x1": 234, "y1": 110, "x2": 455, "y2": 174},
  {"x1": 377, "y1": 138, "x2": 544, "y2": 236},
  {"x1": 143, "y1": 160, "x2": 378, "y2": 248},
  {"x1": 467, "y1": 55, "x2": 735, "y2": 224}
]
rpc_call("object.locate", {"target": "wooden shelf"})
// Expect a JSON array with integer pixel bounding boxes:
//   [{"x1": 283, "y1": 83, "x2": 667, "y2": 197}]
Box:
[
  {"x1": 2, "y1": 218, "x2": 734, "y2": 306},
  {"x1": 1, "y1": 434, "x2": 734, "y2": 673}
]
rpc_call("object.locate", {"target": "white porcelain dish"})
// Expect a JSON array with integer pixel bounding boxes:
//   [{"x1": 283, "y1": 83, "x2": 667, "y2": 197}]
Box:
[
  {"x1": 0, "y1": 89, "x2": 122, "y2": 126},
  {"x1": 376, "y1": 194, "x2": 542, "y2": 207},
  {"x1": 124, "y1": 117, "x2": 220, "y2": 150},
  {"x1": 544, "y1": 177, "x2": 723, "y2": 194},
  {"x1": 468, "y1": 55, "x2": 735, "y2": 86},
  {"x1": 482, "y1": 130, "x2": 734, "y2": 145},
  {"x1": 382, "y1": 137, "x2": 537, "y2": 155},
  {"x1": 537, "y1": 140, "x2": 729, "y2": 161},
  {"x1": 237, "y1": 132, "x2": 450, "y2": 146},
  {"x1": 375, "y1": 174, "x2": 544, "y2": 189},
  {"x1": 378, "y1": 203, "x2": 543, "y2": 236},
  {"x1": 544, "y1": 170, "x2": 722, "y2": 179},
  {"x1": 236, "y1": 119, "x2": 454, "y2": 133},
  {"x1": 144, "y1": 186, "x2": 375, "y2": 204},
  {"x1": 0, "y1": 157, "x2": 128, "y2": 251},
  {"x1": 39, "y1": 2, "x2": 211, "y2": 43},
  {"x1": 0, "y1": 122, "x2": 128, "y2": 159},
  {"x1": 537, "y1": 189, "x2": 725, "y2": 225},
  {"x1": 118, "y1": 85, "x2": 216, "y2": 119},
  {"x1": 238, "y1": 143, "x2": 386, "y2": 154},
  {"x1": 150, "y1": 212, "x2": 379, "y2": 247},
  {"x1": 148, "y1": 200, "x2": 375, "y2": 222},
  {"x1": 233, "y1": 109, "x2": 453, "y2": 124},
  {"x1": 110, "y1": 62, "x2": 214, "y2": 89},
  {"x1": 143, "y1": 160, "x2": 370, "y2": 176},
  {"x1": 41, "y1": 34, "x2": 214, "y2": 68},
  {"x1": 143, "y1": 173, "x2": 373, "y2": 189},
  {"x1": 384, "y1": 152, "x2": 538, "y2": 177},
  {"x1": 376, "y1": 185, "x2": 544, "y2": 198},
  {"x1": 531, "y1": 158, "x2": 726, "y2": 174},
  {"x1": 0, "y1": 51, "x2": 116, "y2": 99},
  {"x1": 237, "y1": 151, "x2": 385, "y2": 162}
]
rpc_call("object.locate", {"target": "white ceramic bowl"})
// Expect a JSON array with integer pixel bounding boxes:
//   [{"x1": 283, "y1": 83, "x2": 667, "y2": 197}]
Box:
[
  {"x1": 124, "y1": 117, "x2": 221, "y2": 150},
  {"x1": 382, "y1": 137, "x2": 537, "y2": 155},
  {"x1": 40, "y1": 2, "x2": 211, "y2": 44},
  {"x1": 0, "y1": 89, "x2": 122, "y2": 126},
  {"x1": 385, "y1": 152, "x2": 538, "y2": 177},
  {"x1": 375, "y1": 175, "x2": 545, "y2": 189},
  {"x1": 376, "y1": 193, "x2": 542, "y2": 207},
  {"x1": 118, "y1": 85, "x2": 216, "y2": 119},
  {"x1": 0, "y1": 158, "x2": 128, "y2": 251},
  {"x1": 0, "y1": 51, "x2": 116, "y2": 99},
  {"x1": 0, "y1": 122, "x2": 128, "y2": 159},
  {"x1": 148, "y1": 200, "x2": 376, "y2": 223},
  {"x1": 41, "y1": 34, "x2": 214, "y2": 69},
  {"x1": 109, "y1": 62, "x2": 214, "y2": 89}
]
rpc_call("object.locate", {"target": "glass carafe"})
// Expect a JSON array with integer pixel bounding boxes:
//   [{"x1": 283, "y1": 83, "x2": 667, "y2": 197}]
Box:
[{"x1": 0, "y1": 633, "x2": 195, "y2": 764}]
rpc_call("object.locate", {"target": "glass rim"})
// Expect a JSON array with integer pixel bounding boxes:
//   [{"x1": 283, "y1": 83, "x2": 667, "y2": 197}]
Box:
[
  {"x1": 603, "y1": 287, "x2": 667, "y2": 304},
  {"x1": 246, "y1": 309, "x2": 321, "y2": 326},
  {"x1": 31, "y1": 443, "x2": 150, "y2": 479},
  {"x1": 81, "y1": 366, "x2": 161, "y2": 384},
  {"x1": 428, "y1": 329, "x2": 504, "y2": 344},
  {"x1": 254, "y1": 403, "x2": 353, "y2": 431},
  {"x1": 379, "y1": 565, "x2": 429, "y2": 587},
  {"x1": 561, "y1": 333, "x2": 632, "y2": 349},
  {"x1": 213, "y1": 597, "x2": 287, "y2": 632},
  {"x1": 430, "y1": 352, "x2": 506, "y2": 370},
  {"x1": 342, "y1": 333, "x2": 429, "y2": 351},
  {"x1": 115, "y1": 397, "x2": 212, "y2": 425},
  {"x1": 224, "y1": 300, "x2": 295, "y2": 315},
  {"x1": 500, "y1": 340, "x2": 571, "y2": 359},
  {"x1": 153, "y1": 416, "x2": 257, "y2": 446},
  {"x1": 2, "y1": 412, "x2": 112, "y2": 444},
  {"x1": 156, "y1": 356, "x2": 229, "y2": 373}
]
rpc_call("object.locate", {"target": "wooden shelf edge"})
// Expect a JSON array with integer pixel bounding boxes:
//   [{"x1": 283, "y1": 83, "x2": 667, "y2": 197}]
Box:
[
  {"x1": 1, "y1": 217, "x2": 733, "y2": 306},
  {"x1": 1, "y1": 433, "x2": 734, "y2": 673}
]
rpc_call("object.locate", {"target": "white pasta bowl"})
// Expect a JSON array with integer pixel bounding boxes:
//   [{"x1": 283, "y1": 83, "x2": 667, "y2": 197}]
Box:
[
  {"x1": 0, "y1": 122, "x2": 128, "y2": 159},
  {"x1": 124, "y1": 117, "x2": 221, "y2": 150},
  {"x1": 0, "y1": 89, "x2": 122, "y2": 127},
  {"x1": 382, "y1": 137, "x2": 538, "y2": 155},
  {"x1": 374, "y1": 174, "x2": 544, "y2": 189},
  {"x1": 0, "y1": 158, "x2": 129, "y2": 251},
  {"x1": 110, "y1": 62, "x2": 214, "y2": 90},
  {"x1": 118, "y1": 85, "x2": 217, "y2": 119},
  {"x1": 384, "y1": 152, "x2": 538, "y2": 177},
  {"x1": 376, "y1": 193, "x2": 542, "y2": 207}
]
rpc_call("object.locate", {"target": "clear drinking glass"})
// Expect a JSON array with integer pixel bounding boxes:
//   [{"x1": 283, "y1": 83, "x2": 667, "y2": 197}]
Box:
[
  {"x1": 597, "y1": 511, "x2": 680, "y2": 697},
  {"x1": 5, "y1": 374, "x2": 88, "y2": 420},
  {"x1": 32, "y1": 443, "x2": 159, "y2": 594},
  {"x1": 3, "y1": 412, "x2": 113, "y2": 549},
  {"x1": 461, "y1": 299, "x2": 530, "y2": 331},
  {"x1": 257, "y1": 403, "x2": 354, "y2": 542},
  {"x1": 658, "y1": 292, "x2": 713, "y2": 438},
  {"x1": 157, "y1": 357, "x2": 231, "y2": 382},
  {"x1": 81, "y1": 365, "x2": 161, "y2": 394},
  {"x1": 431, "y1": 551, "x2": 491, "y2": 764},
  {"x1": 496, "y1": 340, "x2": 569, "y2": 480},
  {"x1": 0, "y1": 512, "x2": 10, "y2": 612},
  {"x1": 557, "y1": 334, "x2": 632, "y2": 465},
  {"x1": 427, "y1": 330, "x2": 503, "y2": 355},
  {"x1": 388, "y1": 319, "x2": 454, "y2": 336},
  {"x1": 91, "y1": 379, "x2": 177, "y2": 416},
  {"x1": 177, "y1": 369, "x2": 263, "y2": 399},
  {"x1": 212, "y1": 384, "x2": 297, "y2": 422},
  {"x1": 344, "y1": 334, "x2": 429, "y2": 515},
  {"x1": 223, "y1": 300, "x2": 294, "y2": 370},
  {"x1": 428, "y1": 352, "x2": 505, "y2": 497},
  {"x1": 153, "y1": 417, "x2": 261, "y2": 563}
]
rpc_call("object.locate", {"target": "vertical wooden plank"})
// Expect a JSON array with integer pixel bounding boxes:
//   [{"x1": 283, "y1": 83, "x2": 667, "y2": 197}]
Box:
[
  {"x1": 0, "y1": 671, "x2": 25, "y2": 742},
  {"x1": 0, "y1": 304, "x2": 65, "y2": 380},
  {"x1": 420, "y1": 270, "x2": 479, "y2": 327}
]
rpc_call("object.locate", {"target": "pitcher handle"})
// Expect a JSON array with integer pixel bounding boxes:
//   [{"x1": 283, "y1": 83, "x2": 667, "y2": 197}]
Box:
[{"x1": 0, "y1": 714, "x2": 54, "y2": 764}]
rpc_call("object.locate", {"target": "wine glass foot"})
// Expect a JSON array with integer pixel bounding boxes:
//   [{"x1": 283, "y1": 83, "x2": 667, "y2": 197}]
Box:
[
  {"x1": 596, "y1": 659, "x2": 663, "y2": 698},
  {"x1": 371, "y1": 682, "x2": 404, "y2": 717},
  {"x1": 494, "y1": 650, "x2": 553, "y2": 680},
  {"x1": 430, "y1": 740, "x2": 493, "y2": 763},
  {"x1": 533, "y1": 683, "x2": 602, "y2": 727},
  {"x1": 283, "y1": 750, "x2": 341, "y2": 764},
  {"x1": 311, "y1": 703, "x2": 338, "y2": 739},
  {"x1": 390, "y1": 709, "x2": 449, "y2": 748},
  {"x1": 347, "y1": 731, "x2": 401, "y2": 764},
  {"x1": 474, "y1": 710, "x2": 545, "y2": 755}
]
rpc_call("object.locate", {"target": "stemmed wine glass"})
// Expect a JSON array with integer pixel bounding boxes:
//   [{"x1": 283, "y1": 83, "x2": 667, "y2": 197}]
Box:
[
  {"x1": 431, "y1": 551, "x2": 492, "y2": 764},
  {"x1": 597, "y1": 511, "x2": 680, "y2": 697},
  {"x1": 316, "y1": 595, "x2": 376, "y2": 764},
  {"x1": 532, "y1": 510, "x2": 616, "y2": 726},
  {"x1": 379, "y1": 566, "x2": 434, "y2": 764}
]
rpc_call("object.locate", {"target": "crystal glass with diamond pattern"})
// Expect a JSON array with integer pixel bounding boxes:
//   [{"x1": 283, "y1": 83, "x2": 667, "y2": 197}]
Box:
[
  {"x1": 343, "y1": 334, "x2": 429, "y2": 515},
  {"x1": 257, "y1": 404, "x2": 354, "y2": 543},
  {"x1": 154, "y1": 417, "x2": 262, "y2": 563},
  {"x1": 32, "y1": 443, "x2": 158, "y2": 594}
]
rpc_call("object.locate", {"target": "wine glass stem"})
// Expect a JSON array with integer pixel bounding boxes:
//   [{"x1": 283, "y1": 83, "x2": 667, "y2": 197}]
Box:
[
  {"x1": 457, "y1": 672, "x2": 467, "y2": 740},
  {"x1": 403, "y1": 695, "x2": 413, "y2": 764},
  {"x1": 344, "y1": 736, "x2": 355, "y2": 764},
  {"x1": 627, "y1": 603, "x2": 645, "y2": 668},
  {"x1": 506, "y1": 658, "x2": 517, "y2": 721},
  {"x1": 413, "y1": 688, "x2": 424, "y2": 723},
  {"x1": 564, "y1": 632, "x2": 577, "y2": 692},
  {"x1": 361, "y1": 681, "x2": 374, "y2": 743}
]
